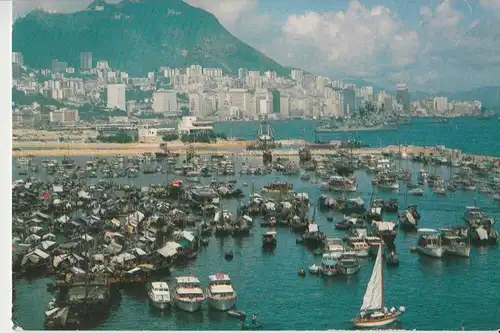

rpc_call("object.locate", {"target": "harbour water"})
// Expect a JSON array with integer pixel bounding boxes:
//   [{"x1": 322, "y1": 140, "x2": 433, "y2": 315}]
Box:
[
  {"x1": 214, "y1": 117, "x2": 500, "y2": 157},
  {"x1": 12, "y1": 119, "x2": 500, "y2": 330}
]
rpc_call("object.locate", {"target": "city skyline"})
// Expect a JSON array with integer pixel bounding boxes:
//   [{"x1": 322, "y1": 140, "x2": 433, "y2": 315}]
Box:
[{"x1": 12, "y1": 0, "x2": 500, "y2": 92}]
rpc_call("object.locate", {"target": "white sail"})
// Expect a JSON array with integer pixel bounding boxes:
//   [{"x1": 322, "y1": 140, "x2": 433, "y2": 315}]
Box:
[{"x1": 360, "y1": 245, "x2": 384, "y2": 311}]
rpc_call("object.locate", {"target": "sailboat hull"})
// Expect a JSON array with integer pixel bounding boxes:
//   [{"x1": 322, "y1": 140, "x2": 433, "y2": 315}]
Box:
[{"x1": 352, "y1": 311, "x2": 404, "y2": 328}]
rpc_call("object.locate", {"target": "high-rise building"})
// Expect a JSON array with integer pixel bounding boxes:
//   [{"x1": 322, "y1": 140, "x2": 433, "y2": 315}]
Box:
[
  {"x1": 238, "y1": 68, "x2": 248, "y2": 80},
  {"x1": 280, "y1": 96, "x2": 290, "y2": 118},
  {"x1": 79, "y1": 52, "x2": 92, "y2": 70},
  {"x1": 12, "y1": 52, "x2": 24, "y2": 66},
  {"x1": 49, "y1": 108, "x2": 79, "y2": 124},
  {"x1": 433, "y1": 96, "x2": 448, "y2": 112},
  {"x1": 342, "y1": 85, "x2": 356, "y2": 116},
  {"x1": 152, "y1": 90, "x2": 178, "y2": 114},
  {"x1": 270, "y1": 89, "x2": 280, "y2": 113},
  {"x1": 107, "y1": 84, "x2": 126, "y2": 111},
  {"x1": 396, "y1": 84, "x2": 410, "y2": 112},
  {"x1": 290, "y1": 69, "x2": 304, "y2": 85}
]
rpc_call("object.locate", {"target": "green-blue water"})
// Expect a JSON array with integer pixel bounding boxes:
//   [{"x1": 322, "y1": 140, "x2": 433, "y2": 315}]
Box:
[
  {"x1": 214, "y1": 117, "x2": 500, "y2": 157},
  {"x1": 12, "y1": 119, "x2": 500, "y2": 330}
]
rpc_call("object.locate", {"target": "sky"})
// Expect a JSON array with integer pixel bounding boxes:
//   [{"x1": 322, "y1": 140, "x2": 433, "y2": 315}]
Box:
[{"x1": 12, "y1": 0, "x2": 500, "y2": 92}]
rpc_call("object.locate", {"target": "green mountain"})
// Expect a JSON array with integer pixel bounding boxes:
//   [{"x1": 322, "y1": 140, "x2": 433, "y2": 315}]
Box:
[{"x1": 12, "y1": 0, "x2": 288, "y2": 76}]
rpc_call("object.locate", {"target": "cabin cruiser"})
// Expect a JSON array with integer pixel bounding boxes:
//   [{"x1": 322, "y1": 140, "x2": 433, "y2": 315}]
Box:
[
  {"x1": 415, "y1": 229, "x2": 443, "y2": 258},
  {"x1": 206, "y1": 273, "x2": 237, "y2": 311},
  {"x1": 325, "y1": 238, "x2": 345, "y2": 259},
  {"x1": 463, "y1": 206, "x2": 485, "y2": 224},
  {"x1": 338, "y1": 252, "x2": 360, "y2": 275},
  {"x1": 320, "y1": 253, "x2": 339, "y2": 276},
  {"x1": 439, "y1": 228, "x2": 471, "y2": 258},
  {"x1": 172, "y1": 276, "x2": 205, "y2": 312},
  {"x1": 149, "y1": 282, "x2": 171, "y2": 309}
]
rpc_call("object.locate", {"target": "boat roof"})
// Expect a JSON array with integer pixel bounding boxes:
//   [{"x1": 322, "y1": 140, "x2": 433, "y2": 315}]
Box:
[
  {"x1": 176, "y1": 287, "x2": 204, "y2": 295},
  {"x1": 209, "y1": 273, "x2": 231, "y2": 282},
  {"x1": 308, "y1": 224, "x2": 319, "y2": 232},
  {"x1": 176, "y1": 276, "x2": 200, "y2": 284},
  {"x1": 151, "y1": 282, "x2": 169, "y2": 289},
  {"x1": 418, "y1": 228, "x2": 439, "y2": 233},
  {"x1": 264, "y1": 231, "x2": 277, "y2": 236},
  {"x1": 209, "y1": 285, "x2": 234, "y2": 293}
]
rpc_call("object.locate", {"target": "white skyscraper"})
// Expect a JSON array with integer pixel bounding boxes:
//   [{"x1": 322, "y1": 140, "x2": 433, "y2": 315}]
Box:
[
  {"x1": 107, "y1": 84, "x2": 126, "y2": 110},
  {"x1": 433, "y1": 96, "x2": 449, "y2": 112}
]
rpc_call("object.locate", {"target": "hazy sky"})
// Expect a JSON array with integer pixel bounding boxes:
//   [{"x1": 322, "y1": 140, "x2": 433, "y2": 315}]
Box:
[{"x1": 12, "y1": 0, "x2": 500, "y2": 91}]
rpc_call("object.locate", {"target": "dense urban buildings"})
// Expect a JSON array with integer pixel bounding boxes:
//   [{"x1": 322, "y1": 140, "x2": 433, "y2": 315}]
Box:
[{"x1": 11, "y1": 51, "x2": 484, "y2": 127}]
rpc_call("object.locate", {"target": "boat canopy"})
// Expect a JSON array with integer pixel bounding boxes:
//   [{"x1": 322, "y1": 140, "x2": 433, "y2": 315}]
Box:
[
  {"x1": 157, "y1": 242, "x2": 181, "y2": 258},
  {"x1": 176, "y1": 276, "x2": 201, "y2": 284},
  {"x1": 476, "y1": 227, "x2": 489, "y2": 240},
  {"x1": 151, "y1": 282, "x2": 169, "y2": 290},
  {"x1": 210, "y1": 285, "x2": 234, "y2": 293},
  {"x1": 177, "y1": 287, "x2": 204, "y2": 295},
  {"x1": 418, "y1": 228, "x2": 440, "y2": 234},
  {"x1": 209, "y1": 273, "x2": 231, "y2": 282},
  {"x1": 308, "y1": 224, "x2": 319, "y2": 232}
]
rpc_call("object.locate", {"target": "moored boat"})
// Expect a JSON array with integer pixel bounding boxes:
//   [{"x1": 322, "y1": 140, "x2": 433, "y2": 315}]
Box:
[
  {"x1": 148, "y1": 281, "x2": 171, "y2": 309},
  {"x1": 172, "y1": 276, "x2": 205, "y2": 312},
  {"x1": 351, "y1": 245, "x2": 405, "y2": 328},
  {"x1": 416, "y1": 228, "x2": 444, "y2": 258},
  {"x1": 206, "y1": 273, "x2": 237, "y2": 311}
]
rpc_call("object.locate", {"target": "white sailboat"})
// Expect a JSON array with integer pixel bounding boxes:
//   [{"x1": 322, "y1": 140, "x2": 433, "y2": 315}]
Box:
[{"x1": 351, "y1": 245, "x2": 405, "y2": 328}]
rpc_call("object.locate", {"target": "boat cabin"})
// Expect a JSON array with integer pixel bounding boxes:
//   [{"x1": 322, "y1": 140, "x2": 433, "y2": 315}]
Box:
[
  {"x1": 208, "y1": 273, "x2": 232, "y2": 286},
  {"x1": 151, "y1": 282, "x2": 170, "y2": 294}
]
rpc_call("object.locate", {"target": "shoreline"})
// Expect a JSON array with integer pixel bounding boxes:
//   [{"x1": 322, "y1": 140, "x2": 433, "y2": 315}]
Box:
[{"x1": 11, "y1": 142, "x2": 500, "y2": 162}]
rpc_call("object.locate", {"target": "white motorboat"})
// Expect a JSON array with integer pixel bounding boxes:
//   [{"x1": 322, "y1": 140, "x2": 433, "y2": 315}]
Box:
[
  {"x1": 351, "y1": 245, "x2": 405, "y2": 328},
  {"x1": 409, "y1": 188, "x2": 424, "y2": 196},
  {"x1": 206, "y1": 273, "x2": 237, "y2": 311},
  {"x1": 149, "y1": 281, "x2": 171, "y2": 309},
  {"x1": 440, "y1": 229, "x2": 471, "y2": 258},
  {"x1": 308, "y1": 264, "x2": 320, "y2": 274},
  {"x1": 415, "y1": 228, "x2": 444, "y2": 258},
  {"x1": 172, "y1": 276, "x2": 205, "y2": 312}
]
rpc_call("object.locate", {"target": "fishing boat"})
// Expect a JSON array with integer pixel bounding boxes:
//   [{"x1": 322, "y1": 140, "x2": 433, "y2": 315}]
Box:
[
  {"x1": 351, "y1": 245, "x2": 405, "y2": 328},
  {"x1": 415, "y1": 229, "x2": 444, "y2": 258},
  {"x1": 261, "y1": 181, "x2": 293, "y2": 194},
  {"x1": 338, "y1": 252, "x2": 360, "y2": 275},
  {"x1": 206, "y1": 273, "x2": 237, "y2": 311},
  {"x1": 262, "y1": 231, "x2": 277, "y2": 249},
  {"x1": 148, "y1": 281, "x2": 171, "y2": 309},
  {"x1": 398, "y1": 205, "x2": 420, "y2": 230},
  {"x1": 172, "y1": 276, "x2": 205, "y2": 312}
]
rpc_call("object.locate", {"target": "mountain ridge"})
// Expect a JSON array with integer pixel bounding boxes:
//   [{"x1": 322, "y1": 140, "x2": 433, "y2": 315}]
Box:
[{"x1": 12, "y1": 0, "x2": 288, "y2": 77}]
